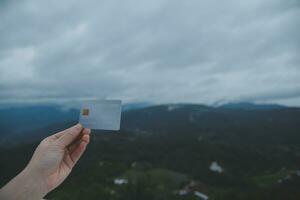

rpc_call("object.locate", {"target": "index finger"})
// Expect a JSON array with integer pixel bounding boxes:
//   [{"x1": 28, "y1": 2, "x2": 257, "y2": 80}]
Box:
[{"x1": 56, "y1": 124, "x2": 83, "y2": 147}]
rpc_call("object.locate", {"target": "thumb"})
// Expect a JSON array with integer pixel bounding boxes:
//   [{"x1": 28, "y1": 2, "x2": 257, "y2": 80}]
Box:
[{"x1": 56, "y1": 124, "x2": 83, "y2": 147}]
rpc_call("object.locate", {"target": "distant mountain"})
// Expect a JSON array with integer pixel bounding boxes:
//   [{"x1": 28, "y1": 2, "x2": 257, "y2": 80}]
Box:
[
  {"x1": 0, "y1": 102, "x2": 150, "y2": 139},
  {"x1": 0, "y1": 102, "x2": 152, "y2": 145},
  {"x1": 0, "y1": 104, "x2": 78, "y2": 145},
  {"x1": 1, "y1": 102, "x2": 299, "y2": 146},
  {"x1": 219, "y1": 102, "x2": 286, "y2": 110},
  {"x1": 122, "y1": 104, "x2": 300, "y2": 145},
  {"x1": 122, "y1": 102, "x2": 152, "y2": 111}
]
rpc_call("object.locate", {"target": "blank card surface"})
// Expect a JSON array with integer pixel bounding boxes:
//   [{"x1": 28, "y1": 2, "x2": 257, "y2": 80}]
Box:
[{"x1": 79, "y1": 100, "x2": 122, "y2": 131}]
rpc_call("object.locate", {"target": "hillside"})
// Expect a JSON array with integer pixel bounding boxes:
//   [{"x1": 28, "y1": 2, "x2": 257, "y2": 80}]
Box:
[{"x1": 0, "y1": 103, "x2": 300, "y2": 199}]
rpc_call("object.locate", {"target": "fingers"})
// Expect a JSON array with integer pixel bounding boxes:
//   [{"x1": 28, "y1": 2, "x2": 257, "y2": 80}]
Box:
[
  {"x1": 48, "y1": 131, "x2": 64, "y2": 141},
  {"x1": 70, "y1": 134, "x2": 90, "y2": 164},
  {"x1": 68, "y1": 128, "x2": 91, "y2": 152},
  {"x1": 62, "y1": 129, "x2": 90, "y2": 169},
  {"x1": 82, "y1": 128, "x2": 91, "y2": 135},
  {"x1": 49, "y1": 124, "x2": 82, "y2": 141},
  {"x1": 56, "y1": 124, "x2": 83, "y2": 147}
]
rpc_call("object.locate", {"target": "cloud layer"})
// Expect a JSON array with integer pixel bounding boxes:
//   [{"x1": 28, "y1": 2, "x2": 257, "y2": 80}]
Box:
[{"x1": 0, "y1": 0, "x2": 299, "y2": 105}]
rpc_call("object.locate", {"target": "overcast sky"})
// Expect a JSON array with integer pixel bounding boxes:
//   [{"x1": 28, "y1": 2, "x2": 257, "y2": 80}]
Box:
[{"x1": 0, "y1": 0, "x2": 299, "y2": 106}]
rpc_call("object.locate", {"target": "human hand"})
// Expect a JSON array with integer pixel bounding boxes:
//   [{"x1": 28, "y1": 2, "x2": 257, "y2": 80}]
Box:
[
  {"x1": 27, "y1": 123, "x2": 90, "y2": 192},
  {"x1": 0, "y1": 124, "x2": 91, "y2": 200},
  {"x1": 0, "y1": 124, "x2": 90, "y2": 200}
]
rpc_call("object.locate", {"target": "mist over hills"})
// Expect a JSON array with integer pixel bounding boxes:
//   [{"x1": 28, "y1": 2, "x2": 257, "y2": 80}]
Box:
[{"x1": 219, "y1": 102, "x2": 286, "y2": 110}]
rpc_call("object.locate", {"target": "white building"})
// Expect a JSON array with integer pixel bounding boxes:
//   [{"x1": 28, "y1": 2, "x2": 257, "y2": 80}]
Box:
[
  {"x1": 209, "y1": 161, "x2": 223, "y2": 173},
  {"x1": 194, "y1": 191, "x2": 209, "y2": 200},
  {"x1": 114, "y1": 178, "x2": 128, "y2": 185}
]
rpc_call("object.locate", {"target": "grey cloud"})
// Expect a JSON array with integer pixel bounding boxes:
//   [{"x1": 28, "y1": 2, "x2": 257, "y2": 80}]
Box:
[{"x1": 0, "y1": 0, "x2": 299, "y2": 105}]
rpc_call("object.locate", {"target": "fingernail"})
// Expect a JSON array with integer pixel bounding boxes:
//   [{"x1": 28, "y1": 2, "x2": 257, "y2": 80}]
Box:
[{"x1": 86, "y1": 135, "x2": 90, "y2": 143}]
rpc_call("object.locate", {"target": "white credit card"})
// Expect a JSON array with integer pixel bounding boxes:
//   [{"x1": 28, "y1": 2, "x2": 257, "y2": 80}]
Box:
[{"x1": 79, "y1": 100, "x2": 122, "y2": 131}]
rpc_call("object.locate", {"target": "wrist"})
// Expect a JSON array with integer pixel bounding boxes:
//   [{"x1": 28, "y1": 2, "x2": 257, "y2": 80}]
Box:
[
  {"x1": 0, "y1": 167, "x2": 49, "y2": 200},
  {"x1": 21, "y1": 166, "x2": 49, "y2": 195},
  {"x1": 17, "y1": 166, "x2": 49, "y2": 200}
]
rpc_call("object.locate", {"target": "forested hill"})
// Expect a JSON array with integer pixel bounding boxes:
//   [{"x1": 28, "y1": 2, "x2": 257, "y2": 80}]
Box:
[
  {"x1": 122, "y1": 104, "x2": 300, "y2": 145},
  {"x1": 1, "y1": 103, "x2": 300, "y2": 199}
]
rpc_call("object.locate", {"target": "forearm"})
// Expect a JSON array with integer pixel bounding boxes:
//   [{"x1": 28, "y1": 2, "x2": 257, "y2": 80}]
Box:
[{"x1": 0, "y1": 167, "x2": 48, "y2": 200}]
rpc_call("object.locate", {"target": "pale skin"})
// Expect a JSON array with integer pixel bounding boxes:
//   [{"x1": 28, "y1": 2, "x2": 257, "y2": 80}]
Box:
[{"x1": 0, "y1": 124, "x2": 90, "y2": 200}]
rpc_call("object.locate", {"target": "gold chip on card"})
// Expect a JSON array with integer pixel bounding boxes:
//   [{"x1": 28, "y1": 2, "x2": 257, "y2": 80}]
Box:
[{"x1": 82, "y1": 108, "x2": 89, "y2": 116}]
